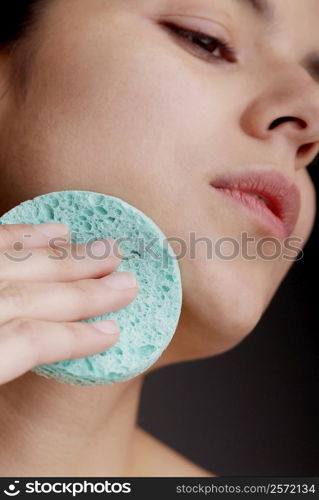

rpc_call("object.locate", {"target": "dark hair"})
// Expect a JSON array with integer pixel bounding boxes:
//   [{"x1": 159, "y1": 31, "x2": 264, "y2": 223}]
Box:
[
  {"x1": 0, "y1": 0, "x2": 49, "y2": 100},
  {"x1": 0, "y1": 0, "x2": 45, "y2": 49}
]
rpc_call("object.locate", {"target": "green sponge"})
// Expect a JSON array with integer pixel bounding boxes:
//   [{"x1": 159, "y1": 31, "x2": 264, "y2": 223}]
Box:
[{"x1": 0, "y1": 191, "x2": 182, "y2": 386}]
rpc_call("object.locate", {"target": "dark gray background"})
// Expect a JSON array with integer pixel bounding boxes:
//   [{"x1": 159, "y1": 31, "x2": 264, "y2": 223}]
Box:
[{"x1": 138, "y1": 161, "x2": 319, "y2": 476}]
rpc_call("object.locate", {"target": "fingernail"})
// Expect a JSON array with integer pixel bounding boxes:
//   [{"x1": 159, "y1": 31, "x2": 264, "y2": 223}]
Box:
[
  {"x1": 35, "y1": 223, "x2": 69, "y2": 237},
  {"x1": 92, "y1": 320, "x2": 119, "y2": 334},
  {"x1": 100, "y1": 271, "x2": 137, "y2": 290}
]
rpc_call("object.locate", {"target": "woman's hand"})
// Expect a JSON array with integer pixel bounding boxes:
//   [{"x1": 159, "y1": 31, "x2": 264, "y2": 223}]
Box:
[{"x1": 0, "y1": 223, "x2": 137, "y2": 385}]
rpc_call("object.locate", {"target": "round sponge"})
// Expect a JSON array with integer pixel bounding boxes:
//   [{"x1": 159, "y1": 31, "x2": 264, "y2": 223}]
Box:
[{"x1": 0, "y1": 191, "x2": 182, "y2": 386}]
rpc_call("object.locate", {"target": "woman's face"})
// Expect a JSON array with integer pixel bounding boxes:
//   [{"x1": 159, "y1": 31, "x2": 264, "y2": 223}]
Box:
[{"x1": 1, "y1": 0, "x2": 319, "y2": 361}]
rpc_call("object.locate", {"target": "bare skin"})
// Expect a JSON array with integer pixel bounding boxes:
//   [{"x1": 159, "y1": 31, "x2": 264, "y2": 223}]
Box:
[{"x1": 0, "y1": 0, "x2": 319, "y2": 476}]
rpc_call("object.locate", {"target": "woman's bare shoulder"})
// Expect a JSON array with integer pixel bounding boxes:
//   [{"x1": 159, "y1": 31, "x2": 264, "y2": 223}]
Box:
[{"x1": 127, "y1": 426, "x2": 216, "y2": 477}]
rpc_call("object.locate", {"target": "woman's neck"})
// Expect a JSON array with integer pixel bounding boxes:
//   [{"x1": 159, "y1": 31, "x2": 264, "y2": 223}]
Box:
[{"x1": 0, "y1": 371, "x2": 144, "y2": 476}]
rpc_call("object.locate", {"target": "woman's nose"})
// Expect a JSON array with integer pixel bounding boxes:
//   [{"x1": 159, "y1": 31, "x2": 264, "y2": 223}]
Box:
[{"x1": 241, "y1": 64, "x2": 319, "y2": 170}]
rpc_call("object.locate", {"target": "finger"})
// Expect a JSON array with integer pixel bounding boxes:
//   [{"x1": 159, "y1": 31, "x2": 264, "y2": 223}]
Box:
[
  {"x1": 0, "y1": 223, "x2": 70, "y2": 249},
  {"x1": 0, "y1": 238, "x2": 122, "y2": 282},
  {"x1": 0, "y1": 317, "x2": 120, "y2": 386},
  {"x1": 0, "y1": 272, "x2": 138, "y2": 324}
]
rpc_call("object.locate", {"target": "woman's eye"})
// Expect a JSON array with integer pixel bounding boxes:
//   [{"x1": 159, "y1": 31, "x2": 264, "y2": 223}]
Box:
[{"x1": 160, "y1": 22, "x2": 237, "y2": 64}]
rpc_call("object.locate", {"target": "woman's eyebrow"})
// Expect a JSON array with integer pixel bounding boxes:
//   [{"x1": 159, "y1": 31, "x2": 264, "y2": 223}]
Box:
[{"x1": 234, "y1": 0, "x2": 274, "y2": 22}]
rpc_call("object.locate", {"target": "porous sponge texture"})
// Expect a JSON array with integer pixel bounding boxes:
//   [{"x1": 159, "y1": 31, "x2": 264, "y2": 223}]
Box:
[{"x1": 0, "y1": 191, "x2": 182, "y2": 386}]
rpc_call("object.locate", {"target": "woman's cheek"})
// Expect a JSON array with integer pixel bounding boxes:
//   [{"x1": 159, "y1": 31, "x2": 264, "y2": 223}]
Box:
[{"x1": 26, "y1": 21, "x2": 221, "y2": 207}]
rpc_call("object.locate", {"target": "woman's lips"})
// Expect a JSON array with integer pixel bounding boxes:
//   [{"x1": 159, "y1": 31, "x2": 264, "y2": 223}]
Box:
[
  {"x1": 210, "y1": 168, "x2": 301, "y2": 240},
  {"x1": 212, "y1": 187, "x2": 289, "y2": 240}
]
